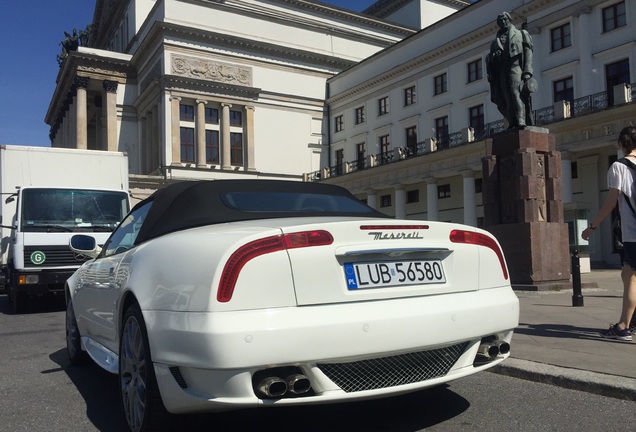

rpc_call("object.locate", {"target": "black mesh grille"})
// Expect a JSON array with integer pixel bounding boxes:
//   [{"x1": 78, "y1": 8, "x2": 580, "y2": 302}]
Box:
[
  {"x1": 23, "y1": 246, "x2": 91, "y2": 267},
  {"x1": 317, "y1": 342, "x2": 468, "y2": 393},
  {"x1": 169, "y1": 367, "x2": 188, "y2": 389}
]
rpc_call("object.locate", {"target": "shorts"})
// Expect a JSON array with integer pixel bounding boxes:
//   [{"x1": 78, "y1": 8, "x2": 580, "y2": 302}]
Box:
[{"x1": 622, "y1": 242, "x2": 636, "y2": 270}]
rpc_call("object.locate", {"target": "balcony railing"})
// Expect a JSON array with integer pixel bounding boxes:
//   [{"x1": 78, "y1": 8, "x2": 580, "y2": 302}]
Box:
[{"x1": 306, "y1": 83, "x2": 634, "y2": 181}]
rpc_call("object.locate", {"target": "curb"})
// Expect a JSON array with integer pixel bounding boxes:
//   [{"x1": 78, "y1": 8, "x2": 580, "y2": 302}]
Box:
[{"x1": 489, "y1": 358, "x2": 636, "y2": 401}]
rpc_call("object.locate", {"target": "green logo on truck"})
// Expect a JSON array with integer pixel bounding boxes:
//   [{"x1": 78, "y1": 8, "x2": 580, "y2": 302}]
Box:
[{"x1": 30, "y1": 251, "x2": 46, "y2": 265}]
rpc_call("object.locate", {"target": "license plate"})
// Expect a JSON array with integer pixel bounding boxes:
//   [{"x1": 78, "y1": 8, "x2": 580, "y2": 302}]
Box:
[{"x1": 344, "y1": 260, "x2": 445, "y2": 290}]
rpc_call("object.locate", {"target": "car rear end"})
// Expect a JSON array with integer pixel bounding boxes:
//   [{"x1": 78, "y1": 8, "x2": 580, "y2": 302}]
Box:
[{"x1": 143, "y1": 217, "x2": 518, "y2": 413}]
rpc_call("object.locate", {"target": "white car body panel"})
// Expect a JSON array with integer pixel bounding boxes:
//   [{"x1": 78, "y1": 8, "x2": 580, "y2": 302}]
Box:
[{"x1": 66, "y1": 181, "x2": 519, "y2": 419}]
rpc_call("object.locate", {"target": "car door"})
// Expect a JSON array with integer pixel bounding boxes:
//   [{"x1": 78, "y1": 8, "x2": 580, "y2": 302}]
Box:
[{"x1": 73, "y1": 201, "x2": 152, "y2": 353}]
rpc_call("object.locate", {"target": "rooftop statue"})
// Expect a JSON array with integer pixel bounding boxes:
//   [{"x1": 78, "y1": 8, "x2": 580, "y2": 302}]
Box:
[{"x1": 486, "y1": 12, "x2": 537, "y2": 129}]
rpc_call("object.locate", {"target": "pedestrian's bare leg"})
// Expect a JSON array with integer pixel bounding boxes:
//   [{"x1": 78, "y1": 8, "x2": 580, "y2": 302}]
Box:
[{"x1": 618, "y1": 264, "x2": 636, "y2": 329}]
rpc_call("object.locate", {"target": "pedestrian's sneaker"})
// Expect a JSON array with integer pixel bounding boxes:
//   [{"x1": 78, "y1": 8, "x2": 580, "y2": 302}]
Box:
[{"x1": 599, "y1": 324, "x2": 632, "y2": 341}]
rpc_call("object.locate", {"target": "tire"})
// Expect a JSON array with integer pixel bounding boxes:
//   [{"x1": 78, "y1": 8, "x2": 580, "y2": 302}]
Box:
[
  {"x1": 119, "y1": 302, "x2": 172, "y2": 432},
  {"x1": 9, "y1": 287, "x2": 26, "y2": 314},
  {"x1": 66, "y1": 298, "x2": 90, "y2": 365}
]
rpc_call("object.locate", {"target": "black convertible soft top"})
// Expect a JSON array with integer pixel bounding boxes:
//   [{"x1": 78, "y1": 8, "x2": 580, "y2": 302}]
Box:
[{"x1": 134, "y1": 180, "x2": 388, "y2": 243}]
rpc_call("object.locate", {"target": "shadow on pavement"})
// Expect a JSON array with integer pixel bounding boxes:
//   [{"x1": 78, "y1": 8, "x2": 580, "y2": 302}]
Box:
[
  {"x1": 50, "y1": 342, "x2": 471, "y2": 432},
  {"x1": 516, "y1": 322, "x2": 606, "y2": 340},
  {"x1": 49, "y1": 348, "x2": 128, "y2": 431}
]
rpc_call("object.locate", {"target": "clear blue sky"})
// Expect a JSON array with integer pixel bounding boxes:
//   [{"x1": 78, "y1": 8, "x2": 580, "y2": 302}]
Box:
[{"x1": 0, "y1": 0, "x2": 375, "y2": 147}]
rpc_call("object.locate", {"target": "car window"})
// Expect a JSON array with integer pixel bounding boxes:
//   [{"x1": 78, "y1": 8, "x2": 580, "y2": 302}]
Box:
[{"x1": 102, "y1": 201, "x2": 152, "y2": 257}]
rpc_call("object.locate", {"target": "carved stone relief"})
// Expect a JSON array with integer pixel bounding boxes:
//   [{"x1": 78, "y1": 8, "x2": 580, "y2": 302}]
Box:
[{"x1": 172, "y1": 55, "x2": 252, "y2": 86}]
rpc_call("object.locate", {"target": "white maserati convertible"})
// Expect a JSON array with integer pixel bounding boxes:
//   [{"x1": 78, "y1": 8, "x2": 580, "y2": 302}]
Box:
[{"x1": 66, "y1": 179, "x2": 519, "y2": 432}]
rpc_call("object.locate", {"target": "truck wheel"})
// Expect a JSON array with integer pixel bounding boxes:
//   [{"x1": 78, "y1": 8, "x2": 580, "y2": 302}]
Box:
[
  {"x1": 66, "y1": 298, "x2": 90, "y2": 365},
  {"x1": 119, "y1": 303, "x2": 172, "y2": 432},
  {"x1": 9, "y1": 288, "x2": 25, "y2": 314}
]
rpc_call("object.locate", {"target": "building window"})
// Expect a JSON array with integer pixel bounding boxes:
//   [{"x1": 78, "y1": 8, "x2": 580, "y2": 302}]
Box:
[
  {"x1": 469, "y1": 105, "x2": 485, "y2": 137},
  {"x1": 407, "y1": 189, "x2": 419, "y2": 204},
  {"x1": 553, "y1": 77, "x2": 574, "y2": 104},
  {"x1": 378, "y1": 97, "x2": 389, "y2": 116},
  {"x1": 603, "y1": 1, "x2": 626, "y2": 33},
  {"x1": 230, "y1": 132, "x2": 243, "y2": 166},
  {"x1": 206, "y1": 130, "x2": 219, "y2": 164},
  {"x1": 335, "y1": 149, "x2": 344, "y2": 175},
  {"x1": 355, "y1": 106, "x2": 365, "y2": 125},
  {"x1": 467, "y1": 60, "x2": 482, "y2": 83},
  {"x1": 180, "y1": 127, "x2": 195, "y2": 163},
  {"x1": 356, "y1": 143, "x2": 365, "y2": 170},
  {"x1": 404, "y1": 86, "x2": 416, "y2": 106},
  {"x1": 434, "y1": 73, "x2": 447, "y2": 95},
  {"x1": 334, "y1": 115, "x2": 344, "y2": 132},
  {"x1": 475, "y1": 178, "x2": 483, "y2": 194},
  {"x1": 438, "y1": 184, "x2": 451, "y2": 199},
  {"x1": 435, "y1": 116, "x2": 449, "y2": 149},
  {"x1": 230, "y1": 110, "x2": 243, "y2": 127},
  {"x1": 406, "y1": 126, "x2": 417, "y2": 155},
  {"x1": 180, "y1": 104, "x2": 194, "y2": 122},
  {"x1": 606, "y1": 58, "x2": 630, "y2": 106},
  {"x1": 380, "y1": 194, "x2": 392, "y2": 207},
  {"x1": 205, "y1": 107, "x2": 219, "y2": 124},
  {"x1": 551, "y1": 23, "x2": 571, "y2": 52},
  {"x1": 380, "y1": 135, "x2": 391, "y2": 164},
  {"x1": 571, "y1": 161, "x2": 578, "y2": 179}
]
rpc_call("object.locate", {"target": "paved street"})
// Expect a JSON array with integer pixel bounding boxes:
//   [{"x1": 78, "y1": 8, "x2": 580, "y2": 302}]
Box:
[{"x1": 1, "y1": 284, "x2": 636, "y2": 431}]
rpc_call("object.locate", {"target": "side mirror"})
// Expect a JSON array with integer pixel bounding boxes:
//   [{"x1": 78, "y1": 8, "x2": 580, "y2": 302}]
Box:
[{"x1": 70, "y1": 234, "x2": 102, "y2": 258}]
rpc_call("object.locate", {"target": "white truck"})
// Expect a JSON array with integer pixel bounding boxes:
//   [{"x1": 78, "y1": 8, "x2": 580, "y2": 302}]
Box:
[{"x1": 0, "y1": 145, "x2": 130, "y2": 312}]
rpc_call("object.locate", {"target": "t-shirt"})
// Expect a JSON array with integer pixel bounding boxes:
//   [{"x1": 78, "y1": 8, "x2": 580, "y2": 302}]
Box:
[{"x1": 608, "y1": 159, "x2": 636, "y2": 242}]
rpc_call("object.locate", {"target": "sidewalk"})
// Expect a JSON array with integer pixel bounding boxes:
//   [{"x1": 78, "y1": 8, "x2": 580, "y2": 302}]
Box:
[{"x1": 491, "y1": 269, "x2": 636, "y2": 400}]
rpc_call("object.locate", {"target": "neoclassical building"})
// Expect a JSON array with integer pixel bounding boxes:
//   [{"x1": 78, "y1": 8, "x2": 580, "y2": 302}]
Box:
[
  {"x1": 45, "y1": 0, "x2": 635, "y2": 267},
  {"x1": 316, "y1": 0, "x2": 634, "y2": 268},
  {"x1": 45, "y1": 0, "x2": 427, "y2": 198}
]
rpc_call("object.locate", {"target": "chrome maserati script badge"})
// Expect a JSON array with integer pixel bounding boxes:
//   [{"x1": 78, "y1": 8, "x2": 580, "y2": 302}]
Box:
[{"x1": 368, "y1": 231, "x2": 424, "y2": 240}]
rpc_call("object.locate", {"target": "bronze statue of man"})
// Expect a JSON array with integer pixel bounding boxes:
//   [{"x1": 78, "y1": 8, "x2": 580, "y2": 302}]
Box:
[{"x1": 486, "y1": 12, "x2": 536, "y2": 128}]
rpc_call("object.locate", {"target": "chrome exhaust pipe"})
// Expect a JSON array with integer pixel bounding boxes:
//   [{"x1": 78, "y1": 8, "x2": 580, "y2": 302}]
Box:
[
  {"x1": 257, "y1": 377, "x2": 287, "y2": 398},
  {"x1": 477, "y1": 342, "x2": 499, "y2": 359},
  {"x1": 286, "y1": 374, "x2": 311, "y2": 395},
  {"x1": 495, "y1": 340, "x2": 510, "y2": 355}
]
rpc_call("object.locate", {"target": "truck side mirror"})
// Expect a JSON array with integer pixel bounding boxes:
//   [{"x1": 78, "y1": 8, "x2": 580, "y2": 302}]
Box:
[{"x1": 70, "y1": 234, "x2": 101, "y2": 258}]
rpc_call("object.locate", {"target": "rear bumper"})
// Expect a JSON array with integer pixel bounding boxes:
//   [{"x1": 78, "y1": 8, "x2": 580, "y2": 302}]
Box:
[{"x1": 144, "y1": 286, "x2": 519, "y2": 413}]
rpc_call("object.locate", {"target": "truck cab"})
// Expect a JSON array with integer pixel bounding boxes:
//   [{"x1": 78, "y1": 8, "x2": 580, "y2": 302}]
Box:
[{"x1": 3, "y1": 186, "x2": 130, "y2": 312}]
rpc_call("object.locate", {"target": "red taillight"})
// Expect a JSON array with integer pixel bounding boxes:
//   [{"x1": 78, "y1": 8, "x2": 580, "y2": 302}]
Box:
[
  {"x1": 284, "y1": 230, "x2": 334, "y2": 249},
  {"x1": 217, "y1": 230, "x2": 334, "y2": 302},
  {"x1": 449, "y1": 229, "x2": 509, "y2": 280}
]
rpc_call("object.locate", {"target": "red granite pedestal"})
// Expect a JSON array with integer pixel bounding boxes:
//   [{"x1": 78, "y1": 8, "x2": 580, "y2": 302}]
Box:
[{"x1": 482, "y1": 127, "x2": 570, "y2": 290}]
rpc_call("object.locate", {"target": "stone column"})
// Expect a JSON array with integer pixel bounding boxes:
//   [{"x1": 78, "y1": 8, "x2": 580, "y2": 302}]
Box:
[
  {"x1": 462, "y1": 171, "x2": 477, "y2": 226},
  {"x1": 150, "y1": 106, "x2": 159, "y2": 171},
  {"x1": 576, "y1": 8, "x2": 593, "y2": 93},
  {"x1": 170, "y1": 96, "x2": 182, "y2": 166},
  {"x1": 74, "y1": 77, "x2": 89, "y2": 150},
  {"x1": 426, "y1": 178, "x2": 439, "y2": 221},
  {"x1": 366, "y1": 190, "x2": 377, "y2": 209},
  {"x1": 561, "y1": 151, "x2": 573, "y2": 204},
  {"x1": 143, "y1": 112, "x2": 152, "y2": 174},
  {"x1": 221, "y1": 103, "x2": 232, "y2": 169},
  {"x1": 196, "y1": 100, "x2": 207, "y2": 168},
  {"x1": 245, "y1": 106, "x2": 256, "y2": 171},
  {"x1": 103, "y1": 80, "x2": 118, "y2": 152},
  {"x1": 394, "y1": 184, "x2": 406, "y2": 219}
]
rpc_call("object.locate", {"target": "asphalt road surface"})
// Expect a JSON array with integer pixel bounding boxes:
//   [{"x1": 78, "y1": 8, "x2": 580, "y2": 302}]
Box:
[{"x1": 1, "y1": 294, "x2": 635, "y2": 432}]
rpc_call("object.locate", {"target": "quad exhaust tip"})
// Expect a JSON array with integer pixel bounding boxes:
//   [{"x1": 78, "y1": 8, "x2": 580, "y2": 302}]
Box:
[
  {"x1": 477, "y1": 339, "x2": 510, "y2": 360},
  {"x1": 256, "y1": 373, "x2": 312, "y2": 399}
]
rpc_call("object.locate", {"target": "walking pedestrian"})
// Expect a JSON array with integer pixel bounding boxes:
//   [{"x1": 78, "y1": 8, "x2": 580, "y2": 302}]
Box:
[{"x1": 582, "y1": 126, "x2": 636, "y2": 341}]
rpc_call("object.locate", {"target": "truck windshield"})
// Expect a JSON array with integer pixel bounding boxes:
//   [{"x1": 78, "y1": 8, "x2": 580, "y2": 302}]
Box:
[{"x1": 20, "y1": 188, "x2": 129, "y2": 232}]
